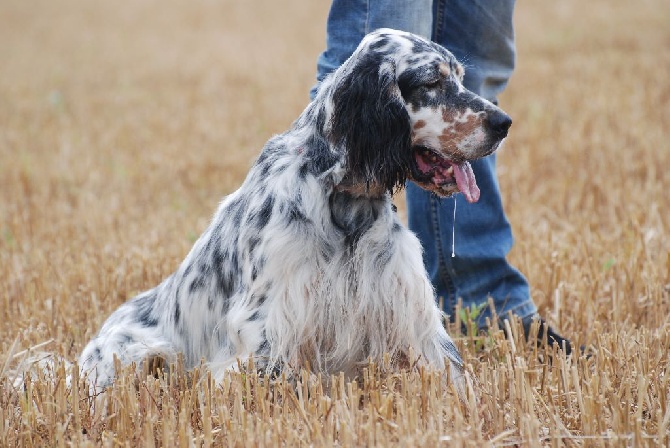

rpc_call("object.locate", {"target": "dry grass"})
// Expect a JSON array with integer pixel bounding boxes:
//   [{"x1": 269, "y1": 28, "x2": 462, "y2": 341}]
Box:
[{"x1": 1, "y1": 0, "x2": 669, "y2": 445}]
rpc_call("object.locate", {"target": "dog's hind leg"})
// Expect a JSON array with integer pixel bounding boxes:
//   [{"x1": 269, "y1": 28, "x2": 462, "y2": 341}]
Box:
[
  {"x1": 79, "y1": 329, "x2": 176, "y2": 393},
  {"x1": 78, "y1": 290, "x2": 176, "y2": 393}
]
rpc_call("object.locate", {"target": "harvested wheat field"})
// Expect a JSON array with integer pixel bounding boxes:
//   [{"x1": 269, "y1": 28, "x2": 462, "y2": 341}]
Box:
[{"x1": 1, "y1": 0, "x2": 669, "y2": 446}]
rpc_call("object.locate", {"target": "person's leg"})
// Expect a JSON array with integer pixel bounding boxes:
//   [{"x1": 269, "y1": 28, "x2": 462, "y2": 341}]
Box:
[
  {"x1": 313, "y1": 0, "x2": 575, "y2": 353},
  {"x1": 316, "y1": 0, "x2": 533, "y2": 326},
  {"x1": 408, "y1": 0, "x2": 534, "y2": 327},
  {"x1": 311, "y1": 0, "x2": 432, "y2": 99},
  {"x1": 409, "y1": 0, "x2": 575, "y2": 355}
]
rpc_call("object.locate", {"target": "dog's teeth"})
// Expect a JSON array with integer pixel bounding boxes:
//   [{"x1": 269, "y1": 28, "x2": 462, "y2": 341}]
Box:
[{"x1": 446, "y1": 166, "x2": 454, "y2": 175}]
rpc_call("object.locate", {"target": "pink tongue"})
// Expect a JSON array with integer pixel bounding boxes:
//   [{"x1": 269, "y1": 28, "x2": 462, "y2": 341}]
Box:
[{"x1": 452, "y1": 162, "x2": 480, "y2": 203}]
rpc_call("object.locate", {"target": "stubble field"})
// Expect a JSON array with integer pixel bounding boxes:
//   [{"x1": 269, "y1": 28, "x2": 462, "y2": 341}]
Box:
[{"x1": 1, "y1": 0, "x2": 669, "y2": 445}]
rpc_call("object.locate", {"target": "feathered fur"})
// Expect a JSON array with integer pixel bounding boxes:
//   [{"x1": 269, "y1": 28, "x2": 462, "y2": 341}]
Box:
[{"x1": 78, "y1": 29, "x2": 513, "y2": 395}]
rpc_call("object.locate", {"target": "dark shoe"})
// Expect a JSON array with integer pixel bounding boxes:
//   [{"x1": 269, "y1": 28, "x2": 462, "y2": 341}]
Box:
[{"x1": 521, "y1": 315, "x2": 574, "y2": 356}]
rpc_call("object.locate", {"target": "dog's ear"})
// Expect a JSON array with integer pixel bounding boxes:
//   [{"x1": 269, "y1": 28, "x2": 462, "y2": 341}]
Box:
[{"x1": 329, "y1": 53, "x2": 413, "y2": 193}]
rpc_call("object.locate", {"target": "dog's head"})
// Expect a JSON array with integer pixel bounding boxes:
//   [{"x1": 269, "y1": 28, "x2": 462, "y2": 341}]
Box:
[{"x1": 327, "y1": 28, "x2": 511, "y2": 201}]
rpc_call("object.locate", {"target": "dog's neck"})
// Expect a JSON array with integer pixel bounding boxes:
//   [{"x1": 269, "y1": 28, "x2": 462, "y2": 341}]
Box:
[
  {"x1": 329, "y1": 188, "x2": 390, "y2": 243},
  {"x1": 333, "y1": 173, "x2": 388, "y2": 199}
]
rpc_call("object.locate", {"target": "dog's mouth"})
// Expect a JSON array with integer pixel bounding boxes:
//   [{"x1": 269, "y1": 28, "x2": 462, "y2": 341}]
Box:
[{"x1": 410, "y1": 146, "x2": 480, "y2": 203}]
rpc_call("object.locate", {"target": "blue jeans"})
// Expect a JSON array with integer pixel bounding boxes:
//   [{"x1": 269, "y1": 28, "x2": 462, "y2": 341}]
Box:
[{"x1": 314, "y1": 0, "x2": 537, "y2": 327}]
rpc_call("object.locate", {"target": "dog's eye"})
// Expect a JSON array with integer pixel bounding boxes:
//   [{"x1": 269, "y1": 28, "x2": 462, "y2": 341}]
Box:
[{"x1": 425, "y1": 79, "x2": 441, "y2": 89}]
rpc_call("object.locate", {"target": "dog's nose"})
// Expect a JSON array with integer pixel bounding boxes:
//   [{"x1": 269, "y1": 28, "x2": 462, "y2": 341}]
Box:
[{"x1": 488, "y1": 111, "x2": 512, "y2": 139}]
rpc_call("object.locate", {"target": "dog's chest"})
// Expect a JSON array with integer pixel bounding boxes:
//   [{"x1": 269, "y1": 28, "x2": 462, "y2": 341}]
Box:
[{"x1": 261, "y1": 197, "x2": 412, "y2": 306}]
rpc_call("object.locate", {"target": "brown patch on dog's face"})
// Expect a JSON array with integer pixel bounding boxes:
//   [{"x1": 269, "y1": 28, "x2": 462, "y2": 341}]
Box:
[
  {"x1": 438, "y1": 63, "x2": 451, "y2": 77},
  {"x1": 436, "y1": 108, "x2": 487, "y2": 162},
  {"x1": 409, "y1": 106, "x2": 490, "y2": 162},
  {"x1": 454, "y1": 63, "x2": 464, "y2": 81},
  {"x1": 413, "y1": 119, "x2": 427, "y2": 130}
]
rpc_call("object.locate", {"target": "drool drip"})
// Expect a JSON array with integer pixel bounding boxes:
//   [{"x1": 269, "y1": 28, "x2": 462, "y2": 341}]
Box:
[{"x1": 451, "y1": 197, "x2": 457, "y2": 258}]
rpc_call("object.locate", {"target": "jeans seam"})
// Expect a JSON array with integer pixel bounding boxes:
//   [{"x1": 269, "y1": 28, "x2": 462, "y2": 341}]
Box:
[
  {"x1": 432, "y1": 0, "x2": 444, "y2": 42},
  {"x1": 364, "y1": 0, "x2": 370, "y2": 34}
]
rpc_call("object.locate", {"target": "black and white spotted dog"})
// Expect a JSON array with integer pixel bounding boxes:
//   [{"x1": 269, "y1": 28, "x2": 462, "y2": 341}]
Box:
[{"x1": 79, "y1": 29, "x2": 512, "y2": 393}]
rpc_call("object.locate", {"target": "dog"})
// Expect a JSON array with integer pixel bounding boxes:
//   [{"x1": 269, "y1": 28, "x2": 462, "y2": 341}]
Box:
[{"x1": 78, "y1": 28, "x2": 511, "y2": 394}]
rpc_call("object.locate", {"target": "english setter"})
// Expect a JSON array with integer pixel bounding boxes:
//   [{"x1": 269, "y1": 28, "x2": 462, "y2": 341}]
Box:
[{"x1": 79, "y1": 29, "x2": 511, "y2": 393}]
